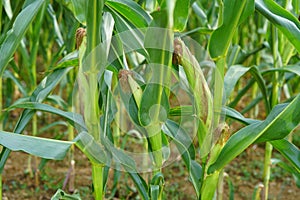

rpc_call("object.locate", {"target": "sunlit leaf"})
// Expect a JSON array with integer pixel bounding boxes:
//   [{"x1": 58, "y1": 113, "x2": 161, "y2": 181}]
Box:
[
  {"x1": 208, "y1": 95, "x2": 300, "y2": 173},
  {"x1": 209, "y1": 0, "x2": 254, "y2": 59},
  {"x1": 0, "y1": 130, "x2": 74, "y2": 160},
  {"x1": 255, "y1": 0, "x2": 300, "y2": 52}
]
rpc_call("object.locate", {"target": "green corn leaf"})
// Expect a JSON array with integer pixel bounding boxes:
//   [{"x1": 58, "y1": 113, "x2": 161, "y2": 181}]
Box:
[
  {"x1": 224, "y1": 65, "x2": 270, "y2": 112},
  {"x1": 0, "y1": 130, "x2": 74, "y2": 160},
  {"x1": 76, "y1": 130, "x2": 149, "y2": 199},
  {"x1": 271, "y1": 158, "x2": 300, "y2": 186},
  {"x1": 106, "y1": 0, "x2": 151, "y2": 28},
  {"x1": 208, "y1": 94, "x2": 300, "y2": 174},
  {"x1": 47, "y1": 4, "x2": 64, "y2": 47},
  {"x1": 139, "y1": 83, "x2": 170, "y2": 126},
  {"x1": 31, "y1": 67, "x2": 73, "y2": 102},
  {"x1": 3, "y1": 70, "x2": 28, "y2": 96},
  {"x1": 150, "y1": 185, "x2": 160, "y2": 200},
  {"x1": 7, "y1": 102, "x2": 87, "y2": 132},
  {"x1": 51, "y1": 51, "x2": 78, "y2": 71},
  {"x1": 158, "y1": 0, "x2": 190, "y2": 30},
  {"x1": 262, "y1": 64, "x2": 300, "y2": 76},
  {"x1": 104, "y1": 0, "x2": 151, "y2": 60},
  {"x1": 256, "y1": 102, "x2": 299, "y2": 142},
  {"x1": 223, "y1": 107, "x2": 300, "y2": 173},
  {"x1": 46, "y1": 95, "x2": 68, "y2": 110},
  {"x1": 224, "y1": 65, "x2": 249, "y2": 101},
  {"x1": 209, "y1": 0, "x2": 254, "y2": 59},
  {"x1": 255, "y1": 0, "x2": 300, "y2": 52},
  {"x1": 247, "y1": 66, "x2": 270, "y2": 112},
  {"x1": 0, "y1": 67, "x2": 72, "y2": 173},
  {"x1": 173, "y1": 0, "x2": 190, "y2": 31},
  {"x1": 38, "y1": 121, "x2": 68, "y2": 135},
  {"x1": 200, "y1": 171, "x2": 220, "y2": 200},
  {"x1": 75, "y1": 132, "x2": 108, "y2": 164},
  {"x1": 0, "y1": 0, "x2": 45, "y2": 77},
  {"x1": 3, "y1": 0, "x2": 13, "y2": 20},
  {"x1": 140, "y1": 10, "x2": 172, "y2": 126},
  {"x1": 150, "y1": 172, "x2": 164, "y2": 200},
  {"x1": 162, "y1": 120, "x2": 202, "y2": 197},
  {"x1": 69, "y1": 0, "x2": 87, "y2": 24},
  {"x1": 169, "y1": 105, "x2": 194, "y2": 116},
  {"x1": 107, "y1": 9, "x2": 149, "y2": 60},
  {"x1": 51, "y1": 189, "x2": 81, "y2": 200},
  {"x1": 222, "y1": 106, "x2": 260, "y2": 125},
  {"x1": 127, "y1": 172, "x2": 149, "y2": 200},
  {"x1": 271, "y1": 140, "x2": 300, "y2": 173},
  {"x1": 238, "y1": 0, "x2": 255, "y2": 25}
]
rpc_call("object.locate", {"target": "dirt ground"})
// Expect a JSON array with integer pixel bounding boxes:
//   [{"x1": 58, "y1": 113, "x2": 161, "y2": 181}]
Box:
[{"x1": 2, "y1": 143, "x2": 299, "y2": 200}]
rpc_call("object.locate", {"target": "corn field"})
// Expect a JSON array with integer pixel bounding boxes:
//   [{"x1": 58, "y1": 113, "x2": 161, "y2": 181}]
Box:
[{"x1": 0, "y1": 0, "x2": 299, "y2": 199}]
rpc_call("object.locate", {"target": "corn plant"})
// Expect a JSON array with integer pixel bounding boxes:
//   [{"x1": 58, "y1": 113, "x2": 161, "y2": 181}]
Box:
[{"x1": 0, "y1": 0, "x2": 300, "y2": 200}]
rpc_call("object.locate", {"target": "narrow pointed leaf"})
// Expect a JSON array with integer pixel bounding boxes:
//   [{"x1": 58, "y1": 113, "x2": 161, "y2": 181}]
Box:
[
  {"x1": 162, "y1": 120, "x2": 202, "y2": 197},
  {"x1": 222, "y1": 106, "x2": 260, "y2": 125},
  {"x1": 209, "y1": 0, "x2": 251, "y2": 59},
  {"x1": 255, "y1": 0, "x2": 300, "y2": 52},
  {"x1": 224, "y1": 65, "x2": 270, "y2": 112},
  {"x1": 0, "y1": 131, "x2": 74, "y2": 160},
  {"x1": 224, "y1": 65, "x2": 249, "y2": 100},
  {"x1": 208, "y1": 95, "x2": 300, "y2": 173},
  {"x1": 3, "y1": 70, "x2": 28, "y2": 96},
  {"x1": 68, "y1": 0, "x2": 87, "y2": 24},
  {"x1": 0, "y1": 0, "x2": 45, "y2": 77},
  {"x1": 7, "y1": 102, "x2": 87, "y2": 132},
  {"x1": 0, "y1": 68, "x2": 72, "y2": 173},
  {"x1": 31, "y1": 67, "x2": 73, "y2": 102},
  {"x1": 173, "y1": 0, "x2": 190, "y2": 31},
  {"x1": 105, "y1": 0, "x2": 151, "y2": 28},
  {"x1": 271, "y1": 139, "x2": 300, "y2": 172}
]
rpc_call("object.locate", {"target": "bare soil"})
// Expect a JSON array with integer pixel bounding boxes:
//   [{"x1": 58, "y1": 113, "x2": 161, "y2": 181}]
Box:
[{"x1": 2, "y1": 143, "x2": 299, "y2": 200}]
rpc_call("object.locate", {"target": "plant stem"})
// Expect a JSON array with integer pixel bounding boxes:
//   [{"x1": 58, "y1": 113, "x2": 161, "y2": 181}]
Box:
[
  {"x1": 217, "y1": 169, "x2": 224, "y2": 200},
  {"x1": 84, "y1": 0, "x2": 105, "y2": 199},
  {"x1": 263, "y1": 142, "x2": 273, "y2": 200},
  {"x1": 214, "y1": 57, "x2": 226, "y2": 200},
  {"x1": 32, "y1": 114, "x2": 39, "y2": 187},
  {"x1": 92, "y1": 164, "x2": 104, "y2": 200},
  {"x1": 263, "y1": 24, "x2": 279, "y2": 200}
]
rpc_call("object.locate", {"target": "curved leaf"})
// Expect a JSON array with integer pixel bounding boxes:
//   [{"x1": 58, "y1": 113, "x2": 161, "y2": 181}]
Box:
[
  {"x1": 105, "y1": 0, "x2": 151, "y2": 28},
  {"x1": 222, "y1": 106, "x2": 260, "y2": 125},
  {"x1": 271, "y1": 140, "x2": 300, "y2": 173},
  {"x1": 208, "y1": 0, "x2": 252, "y2": 59},
  {"x1": 224, "y1": 65, "x2": 249, "y2": 101},
  {"x1": 0, "y1": 0, "x2": 45, "y2": 77},
  {"x1": 31, "y1": 67, "x2": 73, "y2": 102},
  {"x1": 0, "y1": 130, "x2": 74, "y2": 160},
  {"x1": 162, "y1": 120, "x2": 202, "y2": 197},
  {"x1": 208, "y1": 94, "x2": 300, "y2": 173},
  {"x1": 224, "y1": 65, "x2": 270, "y2": 113},
  {"x1": 256, "y1": 103, "x2": 299, "y2": 142},
  {"x1": 173, "y1": 0, "x2": 190, "y2": 31},
  {"x1": 7, "y1": 102, "x2": 87, "y2": 132},
  {"x1": 52, "y1": 189, "x2": 81, "y2": 200},
  {"x1": 3, "y1": 70, "x2": 28, "y2": 96},
  {"x1": 0, "y1": 68, "x2": 72, "y2": 173},
  {"x1": 262, "y1": 64, "x2": 300, "y2": 76},
  {"x1": 69, "y1": 0, "x2": 87, "y2": 24},
  {"x1": 255, "y1": 0, "x2": 300, "y2": 52}
]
